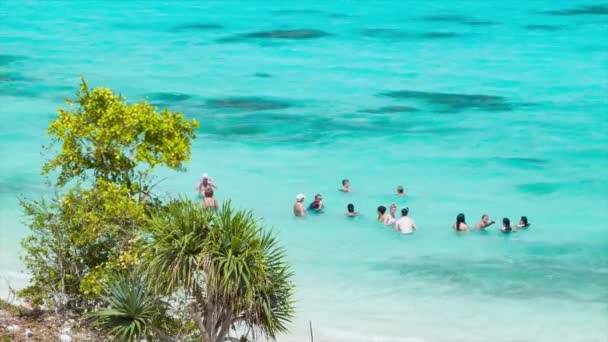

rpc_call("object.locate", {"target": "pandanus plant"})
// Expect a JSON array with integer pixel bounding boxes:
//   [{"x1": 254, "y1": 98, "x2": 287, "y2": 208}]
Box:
[{"x1": 142, "y1": 198, "x2": 295, "y2": 342}]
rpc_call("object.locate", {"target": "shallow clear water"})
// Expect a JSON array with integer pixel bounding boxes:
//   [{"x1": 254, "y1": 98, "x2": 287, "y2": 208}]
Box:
[{"x1": 1, "y1": 1, "x2": 607, "y2": 341}]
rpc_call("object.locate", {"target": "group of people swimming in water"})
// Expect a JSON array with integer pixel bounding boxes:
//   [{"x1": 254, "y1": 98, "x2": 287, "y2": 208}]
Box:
[
  {"x1": 293, "y1": 178, "x2": 530, "y2": 234},
  {"x1": 196, "y1": 175, "x2": 530, "y2": 234}
]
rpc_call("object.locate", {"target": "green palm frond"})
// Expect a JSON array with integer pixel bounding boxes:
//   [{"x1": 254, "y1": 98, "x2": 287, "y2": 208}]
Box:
[
  {"x1": 89, "y1": 276, "x2": 166, "y2": 341},
  {"x1": 206, "y1": 201, "x2": 294, "y2": 341},
  {"x1": 143, "y1": 197, "x2": 212, "y2": 295},
  {"x1": 141, "y1": 199, "x2": 294, "y2": 341}
]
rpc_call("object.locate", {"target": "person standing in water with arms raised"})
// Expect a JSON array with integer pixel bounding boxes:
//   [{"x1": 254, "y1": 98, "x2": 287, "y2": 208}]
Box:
[
  {"x1": 293, "y1": 194, "x2": 306, "y2": 217},
  {"x1": 197, "y1": 173, "x2": 217, "y2": 197}
]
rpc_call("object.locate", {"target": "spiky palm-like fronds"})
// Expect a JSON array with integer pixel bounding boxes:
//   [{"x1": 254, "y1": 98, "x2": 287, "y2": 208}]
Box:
[
  {"x1": 142, "y1": 199, "x2": 294, "y2": 342},
  {"x1": 89, "y1": 276, "x2": 168, "y2": 341}
]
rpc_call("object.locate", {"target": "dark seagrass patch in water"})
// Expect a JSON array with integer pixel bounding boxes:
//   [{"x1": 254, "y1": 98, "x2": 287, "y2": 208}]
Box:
[
  {"x1": 169, "y1": 23, "x2": 224, "y2": 32},
  {"x1": 358, "y1": 106, "x2": 420, "y2": 114},
  {"x1": 218, "y1": 29, "x2": 331, "y2": 43},
  {"x1": 0, "y1": 54, "x2": 26, "y2": 66},
  {"x1": 145, "y1": 92, "x2": 193, "y2": 103},
  {"x1": 543, "y1": 5, "x2": 608, "y2": 16},
  {"x1": 378, "y1": 90, "x2": 513, "y2": 112},
  {"x1": 525, "y1": 24, "x2": 563, "y2": 31},
  {"x1": 359, "y1": 28, "x2": 462, "y2": 40},
  {"x1": 206, "y1": 97, "x2": 293, "y2": 111},
  {"x1": 421, "y1": 15, "x2": 496, "y2": 26}
]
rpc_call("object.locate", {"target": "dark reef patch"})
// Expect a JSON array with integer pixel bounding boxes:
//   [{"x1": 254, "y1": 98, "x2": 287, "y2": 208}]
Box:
[
  {"x1": 466, "y1": 20, "x2": 496, "y2": 26},
  {"x1": 525, "y1": 24, "x2": 562, "y2": 31},
  {"x1": 0, "y1": 54, "x2": 25, "y2": 66},
  {"x1": 253, "y1": 73, "x2": 272, "y2": 78},
  {"x1": 544, "y1": 5, "x2": 608, "y2": 16},
  {"x1": 421, "y1": 32, "x2": 461, "y2": 39},
  {"x1": 169, "y1": 23, "x2": 224, "y2": 32},
  {"x1": 218, "y1": 29, "x2": 331, "y2": 42},
  {"x1": 421, "y1": 15, "x2": 496, "y2": 26},
  {"x1": 359, "y1": 28, "x2": 461, "y2": 39},
  {"x1": 145, "y1": 92, "x2": 192, "y2": 103},
  {"x1": 271, "y1": 9, "x2": 325, "y2": 15},
  {"x1": 359, "y1": 28, "x2": 410, "y2": 39},
  {"x1": 421, "y1": 14, "x2": 470, "y2": 22},
  {"x1": 206, "y1": 97, "x2": 292, "y2": 111},
  {"x1": 359, "y1": 106, "x2": 419, "y2": 114},
  {"x1": 0, "y1": 71, "x2": 33, "y2": 82},
  {"x1": 244, "y1": 29, "x2": 331, "y2": 39},
  {"x1": 379, "y1": 90, "x2": 512, "y2": 112}
]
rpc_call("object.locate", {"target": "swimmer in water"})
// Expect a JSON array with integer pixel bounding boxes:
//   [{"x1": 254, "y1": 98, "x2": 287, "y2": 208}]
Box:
[
  {"x1": 293, "y1": 194, "x2": 306, "y2": 217},
  {"x1": 394, "y1": 207, "x2": 417, "y2": 234},
  {"x1": 197, "y1": 173, "x2": 217, "y2": 197},
  {"x1": 309, "y1": 194, "x2": 324, "y2": 212},
  {"x1": 340, "y1": 179, "x2": 351, "y2": 192},
  {"x1": 500, "y1": 217, "x2": 513, "y2": 233},
  {"x1": 346, "y1": 203, "x2": 359, "y2": 217},
  {"x1": 396, "y1": 185, "x2": 406, "y2": 197},
  {"x1": 475, "y1": 214, "x2": 495, "y2": 230},
  {"x1": 517, "y1": 216, "x2": 530, "y2": 228},
  {"x1": 377, "y1": 206, "x2": 388, "y2": 222},
  {"x1": 453, "y1": 213, "x2": 469, "y2": 232},
  {"x1": 203, "y1": 188, "x2": 218, "y2": 211},
  {"x1": 386, "y1": 203, "x2": 397, "y2": 225}
]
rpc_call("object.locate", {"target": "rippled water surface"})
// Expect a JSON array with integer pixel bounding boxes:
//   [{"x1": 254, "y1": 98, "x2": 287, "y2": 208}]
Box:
[{"x1": 1, "y1": 1, "x2": 607, "y2": 341}]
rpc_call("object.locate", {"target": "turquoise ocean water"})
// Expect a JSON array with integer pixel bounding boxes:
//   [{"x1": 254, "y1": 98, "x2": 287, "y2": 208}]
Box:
[{"x1": 1, "y1": 1, "x2": 607, "y2": 341}]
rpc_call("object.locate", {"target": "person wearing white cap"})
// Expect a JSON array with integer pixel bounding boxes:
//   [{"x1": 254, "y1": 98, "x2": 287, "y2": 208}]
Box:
[
  {"x1": 293, "y1": 194, "x2": 306, "y2": 217},
  {"x1": 197, "y1": 173, "x2": 217, "y2": 197}
]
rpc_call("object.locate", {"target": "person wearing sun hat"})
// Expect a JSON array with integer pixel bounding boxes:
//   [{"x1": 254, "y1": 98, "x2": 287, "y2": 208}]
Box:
[
  {"x1": 197, "y1": 173, "x2": 217, "y2": 197},
  {"x1": 293, "y1": 194, "x2": 306, "y2": 217}
]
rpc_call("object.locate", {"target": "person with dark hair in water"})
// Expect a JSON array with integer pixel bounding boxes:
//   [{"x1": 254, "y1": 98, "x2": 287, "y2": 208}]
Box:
[
  {"x1": 453, "y1": 213, "x2": 469, "y2": 232},
  {"x1": 377, "y1": 206, "x2": 387, "y2": 222},
  {"x1": 309, "y1": 194, "x2": 324, "y2": 212},
  {"x1": 475, "y1": 214, "x2": 495, "y2": 230},
  {"x1": 517, "y1": 216, "x2": 530, "y2": 229},
  {"x1": 394, "y1": 207, "x2": 417, "y2": 234},
  {"x1": 340, "y1": 179, "x2": 351, "y2": 192},
  {"x1": 396, "y1": 185, "x2": 406, "y2": 197},
  {"x1": 346, "y1": 203, "x2": 359, "y2": 217},
  {"x1": 500, "y1": 217, "x2": 513, "y2": 233}
]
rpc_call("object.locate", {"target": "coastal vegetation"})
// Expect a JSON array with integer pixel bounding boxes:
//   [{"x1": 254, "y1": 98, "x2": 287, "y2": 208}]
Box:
[{"x1": 15, "y1": 79, "x2": 295, "y2": 341}]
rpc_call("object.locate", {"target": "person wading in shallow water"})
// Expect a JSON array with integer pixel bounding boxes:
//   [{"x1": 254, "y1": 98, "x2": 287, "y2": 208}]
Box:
[
  {"x1": 340, "y1": 179, "x2": 351, "y2": 192},
  {"x1": 346, "y1": 203, "x2": 359, "y2": 217},
  {"x1": 500, "y1": 217, "x2": 513, "y2": 233},
  {"x1": 293, "y1": 194, "x2": 306, "y2": 217},
  {"x1": 453, "y1": 213, "x2": 469, "y2": 232},
  {"x1": 197, "y1": 173, "x2": 217, "y2": 197},
  {"x1": 517, "y1": 216, "x2": 531, "y2": 229},
  {"x1": 309, "y1": 194, "x2": 324, "y2": 212},
  {"x1": 203, "y1": 188, "x2": 218, "y2": 211},
  {"x1": 394, "y1": 207, "x2": 417, "y2": 234},
  {"x1": 475, "y1": 214, "x2": 495, "y2": 230}
]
